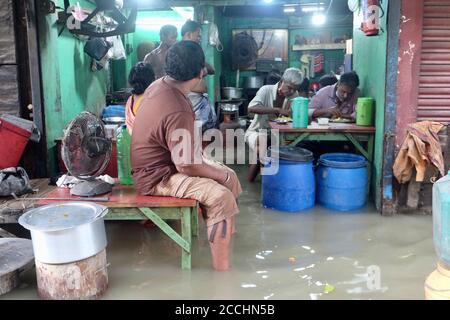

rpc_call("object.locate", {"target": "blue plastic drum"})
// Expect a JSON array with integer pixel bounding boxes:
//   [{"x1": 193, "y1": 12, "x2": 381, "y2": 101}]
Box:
[
  {"x1": 316, "y1": 153, "x2": 368, "y2": 211},
  {"x1": 262, "y1": 147, "x2": 315, "y2": 213}
]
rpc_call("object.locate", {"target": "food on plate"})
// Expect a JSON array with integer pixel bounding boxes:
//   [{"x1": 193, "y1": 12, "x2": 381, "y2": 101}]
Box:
[
  {"x1": 274, "y1": 116, "x2": 293, "y2": 123},
  {"x1": 330, "y1": 117, "x2": 354, "y2": 123},
  {"x1": 317, "y1": 118, "x2": 329, "y2": 125}
]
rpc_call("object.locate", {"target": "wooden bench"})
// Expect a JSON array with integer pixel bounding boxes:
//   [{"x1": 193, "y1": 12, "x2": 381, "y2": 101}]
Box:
[{"x1": 1, "y1": 180, "x2": 199, "y2": 270}]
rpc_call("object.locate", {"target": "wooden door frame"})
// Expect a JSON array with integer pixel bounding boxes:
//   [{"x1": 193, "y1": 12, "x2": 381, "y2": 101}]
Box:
[
  {"x1": 381, "y1": 0, "x2": 402, "y2": 215},
  {"x1": 381, "y1": 0, "x2": 424, "y2": 214},
  {"x1": 21, "y1": 0, "x2": 47, "y2": 177}
]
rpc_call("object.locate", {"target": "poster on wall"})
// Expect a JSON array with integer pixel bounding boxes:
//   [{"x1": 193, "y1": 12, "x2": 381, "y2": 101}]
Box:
[{"x1": 232, "y1": 29, "x2": 288, "y2": 70}]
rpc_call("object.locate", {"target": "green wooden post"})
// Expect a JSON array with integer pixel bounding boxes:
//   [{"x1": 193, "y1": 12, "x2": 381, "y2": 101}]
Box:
[
  {"x1": 181, "y1": 207, "x2": 192, "y2": 270},
  {"x1": 288, "y1": 132, "x2": 311, "y2": 146},
  {"x1": 343, "y1": 133, "x2": 370, "y2": 160},
  {"x1": 138, "y1": 207, "x2": 191, "y2": 269},
  {"x1": 367, "y1": 134, "x2": 375, "y2": 195},
  {"x1": 191, "y1": 205, "x2": 199, "y2": 237}
]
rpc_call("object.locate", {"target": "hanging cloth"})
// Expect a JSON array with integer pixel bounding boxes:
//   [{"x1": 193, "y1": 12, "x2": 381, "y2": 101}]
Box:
[{"x1": 393, "y1": 121, "x2": 446, "y2": 183}]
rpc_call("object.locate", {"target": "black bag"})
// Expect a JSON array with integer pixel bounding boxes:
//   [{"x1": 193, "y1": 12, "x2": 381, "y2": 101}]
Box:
[
  {"x1": 84, "y1": 38, "x2": 112, "y2": 61},
  {"x1": 0, "y1": 167, "x2": 33, "y2": 197}
]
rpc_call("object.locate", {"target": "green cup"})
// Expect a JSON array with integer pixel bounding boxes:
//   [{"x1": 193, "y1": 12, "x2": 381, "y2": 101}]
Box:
[
  {"x1": 356, "y1": 97, "x2": 374, "y2": 126},
  {"x1": 291, "y1": 97, "x2": 309, "y2": 129}
]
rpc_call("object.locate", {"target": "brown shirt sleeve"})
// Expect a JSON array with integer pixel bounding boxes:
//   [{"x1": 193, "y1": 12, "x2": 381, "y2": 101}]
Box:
[{"x1": 165, "y1": 112, "x2": 228, "y2": 183}]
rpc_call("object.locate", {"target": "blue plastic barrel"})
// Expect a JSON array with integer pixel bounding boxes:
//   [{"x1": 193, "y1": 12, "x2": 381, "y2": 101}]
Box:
[
  {"x1": 262, "y1": 147, "x2": 315, "y2": 213},
  {"x1": 316, "y1": 153, "x2": 368, "y2": 212},
  {"x1": 102, "y1": 105, "x2": 126, "y2": 118},
  {"x1": 432, "y1": 172, "x2": 450, "y2": 267}
]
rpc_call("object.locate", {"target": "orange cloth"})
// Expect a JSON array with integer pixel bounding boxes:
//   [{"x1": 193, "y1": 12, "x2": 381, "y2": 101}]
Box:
[
  {"x1": 393, "y1": 121, "x2": 445, "y2": 183},
  {"x1": 125, "y1": 94, "x2": 143, "y2": 135}
]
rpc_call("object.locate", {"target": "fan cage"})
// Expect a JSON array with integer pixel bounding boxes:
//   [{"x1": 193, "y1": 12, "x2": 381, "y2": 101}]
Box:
[{"x1": 61, "y1": 111, "x2": 112, "y2": 180}]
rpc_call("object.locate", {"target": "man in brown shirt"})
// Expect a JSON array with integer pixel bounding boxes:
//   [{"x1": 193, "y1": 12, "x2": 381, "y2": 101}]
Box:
[
  {"x1": 132, "y1": 41, "x2": 242, "y2": 271},
  {"x1": 143, "y1": 25, "x2": 178, "y2": 79}
]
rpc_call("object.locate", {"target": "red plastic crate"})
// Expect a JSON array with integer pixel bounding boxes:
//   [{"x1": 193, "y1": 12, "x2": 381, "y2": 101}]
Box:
[{"x1": 0, "y1": 118, "x2": 32, "y2": 169}]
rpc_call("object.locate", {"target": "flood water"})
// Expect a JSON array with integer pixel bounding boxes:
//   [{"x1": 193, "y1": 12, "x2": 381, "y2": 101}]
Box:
[{"x1": 1, "y1": 165, "x2": 436, "y2": 300}]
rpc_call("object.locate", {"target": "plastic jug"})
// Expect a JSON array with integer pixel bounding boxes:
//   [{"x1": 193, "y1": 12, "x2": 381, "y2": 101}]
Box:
[
  {"x1": 432, "y1": 172, "x2": 450, "y2": 268},
  {"x1": 356, "y1": 97, "x2": 374, "y2": 126},
  {"x1": 291, "y1": 97, "x2": 309, "y2": 129},
  {"x1": 116, "y1": 125, "x2": 133, "y2": 185}
]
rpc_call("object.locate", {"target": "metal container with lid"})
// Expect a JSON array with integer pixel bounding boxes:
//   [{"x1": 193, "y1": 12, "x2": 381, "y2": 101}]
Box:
[
  {"x1": 244, "y1": 76, "x2": 264, "y2": 89},
  {"x1": 19, "y1": 202, "x2": 108, "y2": 264},
  {"x1": 219, "y1": 102, "x2": 241, "y2": 113},
  {"x1": 222, "y1": 87, "x2": 243, "y2": 100}
]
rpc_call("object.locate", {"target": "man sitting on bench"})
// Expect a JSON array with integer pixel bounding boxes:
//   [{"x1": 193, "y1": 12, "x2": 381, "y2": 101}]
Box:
[{"x1": 131, "y1": 40, "x2": 242, "y2": 271}]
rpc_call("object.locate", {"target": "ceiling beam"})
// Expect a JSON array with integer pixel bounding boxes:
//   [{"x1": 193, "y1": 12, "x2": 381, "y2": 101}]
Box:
[{"x1": 134, "y1": 0, "x2": 325, "y2": 10}]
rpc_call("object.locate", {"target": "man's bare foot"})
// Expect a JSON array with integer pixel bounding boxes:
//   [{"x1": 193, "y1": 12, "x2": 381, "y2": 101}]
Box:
[{"x1": 247, "y1": 164, "x2": 260, "y2": 182}]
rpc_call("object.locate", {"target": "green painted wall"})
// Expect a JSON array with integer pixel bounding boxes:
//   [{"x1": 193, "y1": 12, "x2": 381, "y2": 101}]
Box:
[
  {"x1": 38, "y1": 0, "x2": 110, "y2": 174},
  {"x1": 197, "y1": 6, "x2": 223, "y2": 103},
  {"x1": 112, "y1": 10, "x2": 186, "y2": 91},
  {"x1": 352, "y1": 0, "x2": 389, "y2": 210}
]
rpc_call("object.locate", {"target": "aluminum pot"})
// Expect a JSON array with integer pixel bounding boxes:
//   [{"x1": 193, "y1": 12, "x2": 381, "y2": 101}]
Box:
[
  {"x1": 219, "y1": 102, "x2": 242, "y2": 112},
  {"x1": 18, "y1": 202, "x2": 108, "y2": 264},
  {"x1": 244, "y1": 76, "x2": 264, "y2": 89},
  {"x1": 222, "y1": 87, "x2": 243, "y2": 100}
]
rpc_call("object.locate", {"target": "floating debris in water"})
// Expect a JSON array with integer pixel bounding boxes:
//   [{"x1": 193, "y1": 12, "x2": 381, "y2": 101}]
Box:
[
  {"x1": 347, "y1": 287, "x2": 363, "y2": 294},
  {"x1": 310, "y1": 293, "x2": 322, "y2": 300},
  {"x1": 326, "y1": 257, "x2": 334, "y2": 261},
  {"x1": 241, "y1": 283, "x2": 257, "y2": 288},
  {"x1": 262, "y1": 275, "x2": 269, "y2": 279},
  {"x1": 399, "y1": 253, "x2": 415, "y2": 259},
  {"x1": 262, "y1": 250, "x2": 273, "y2": 256},
  {"x1": 264, "y1": 293, "x2": 274, "y2": 300},
  {"x1": 302, "y1": 246, "x2": 311, "y2": 250},
  {"x1": 306, "y1": 264, "x2": 315, "y2": 269},
  {"x1": 301, "y1": 275, "x2": 308, "y2": 279},
  {"x1": 257, "y1": 270, "x2": 268, "y2": 274},
  {"x1": 315, "y1": 281, "x2": 324, "y2": 286},
  {"x1": 256, "y1": 255, "x2": 265, "y2": 260},
  {"x1": 324, "y1": 284, "x2": 335, "y2": 294},
  {"x1": 310, "y1": 250, "x2": 316, "y2": 254},
  {"x1": 294, "y1": 267, "x2": 306, "y2": 272}
]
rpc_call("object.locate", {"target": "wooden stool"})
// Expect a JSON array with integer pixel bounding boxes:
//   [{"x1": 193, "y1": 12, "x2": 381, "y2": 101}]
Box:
[
  {"x1": 425, "y1": 262, "x2": 450, "y2": 300},
  {"x1": 35, "y1": 249, "x2": 108, "y2": 300}
]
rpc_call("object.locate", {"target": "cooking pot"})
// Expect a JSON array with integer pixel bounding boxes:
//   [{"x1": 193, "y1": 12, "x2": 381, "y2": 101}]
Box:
[
  {"x1": 219, "y1": 102, "x2": 242, "y2": 112},
  {"x1": 244, "y1": 76, "x2": 264, "y2": 89},
  {"x1": 222, "y1": 87, "x2": 243, "y2": 100},
  {"x1": 18, "y1": 202, "x2": 108, "y2": 264}
]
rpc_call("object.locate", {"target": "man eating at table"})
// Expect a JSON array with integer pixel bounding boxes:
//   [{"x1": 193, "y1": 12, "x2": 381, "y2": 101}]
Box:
[
  {"x1": 310, "y1": 71, "x2": 360, "y2": 121},
  {"x1": 244, "y1": 68, "x2": 304, "y2": 182}
]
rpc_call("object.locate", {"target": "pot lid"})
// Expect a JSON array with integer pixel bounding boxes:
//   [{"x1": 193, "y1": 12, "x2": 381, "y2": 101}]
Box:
[
  {"x1": 268, "y1": 146, "x2": 314, "y2": 162},
  {"x1": 18, "y1": 202, "x2": 108, "y2": 232}
]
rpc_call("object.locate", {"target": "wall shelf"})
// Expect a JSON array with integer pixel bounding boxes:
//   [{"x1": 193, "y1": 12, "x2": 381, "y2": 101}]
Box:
[{"x1": 292, "y1": 43, "x2": 347, "y2": 51}]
